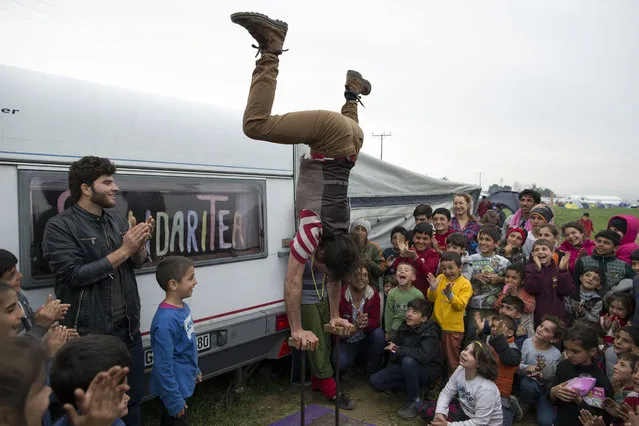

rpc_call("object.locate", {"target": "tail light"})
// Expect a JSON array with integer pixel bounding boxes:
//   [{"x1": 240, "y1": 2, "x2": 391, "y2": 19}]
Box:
[{"x1": 275, "y1": 313, "x2": 289, "y2": 331}]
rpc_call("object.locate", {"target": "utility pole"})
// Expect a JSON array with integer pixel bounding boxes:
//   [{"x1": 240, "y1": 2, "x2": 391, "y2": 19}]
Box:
[
  {"x1": 478, "y1": 172, "x2": 484, "y2": 188},
  {"x1": 372, "y1": 132, "x2": 392, "y2": 161}
]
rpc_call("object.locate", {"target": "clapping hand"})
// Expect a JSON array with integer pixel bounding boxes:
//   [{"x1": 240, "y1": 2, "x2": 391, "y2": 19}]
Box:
[
  {"x1": 35, "y1": 294, "x2": 70, "y2": 328},
  {"x1": 532, "y1": 254, "x2": 542, "y2": 271},
  {"x1": 473, "y1": 312, "x2": 484, "y2": 334},
  {"x1": 427, "y1": 273, "x2": 439, "y2": 291},
  {"x1": 63, "y1": 366, "x2": 130, "y2": 426},
  {"x1": 356, "y1": 312, "x2": 369, "y2": 330},
  {"x1": 46, "y1": 325, "x2": 71, "y2": 357},
  {"x1": 578, "y1": 408, "x2": 606, "y2": 426}
]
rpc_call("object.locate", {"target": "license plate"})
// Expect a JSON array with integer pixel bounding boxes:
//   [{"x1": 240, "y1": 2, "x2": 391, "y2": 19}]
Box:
[
  {"x1": 197, "y1": 332, "x2": 211, "y2": 352},
  {"x1": 144, "y1": 332, "x2": 212, "y2": 368}
]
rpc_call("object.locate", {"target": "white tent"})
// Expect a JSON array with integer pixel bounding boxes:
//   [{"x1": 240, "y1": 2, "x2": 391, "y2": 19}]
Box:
[{"x1": 347, "y1": 153, "x2": 481, "y2": 248}]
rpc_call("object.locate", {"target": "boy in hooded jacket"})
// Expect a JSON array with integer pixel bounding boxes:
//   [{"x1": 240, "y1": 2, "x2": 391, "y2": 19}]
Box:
[{"x1": 369, "y1": 298, "x2": 444, "y2": 419}]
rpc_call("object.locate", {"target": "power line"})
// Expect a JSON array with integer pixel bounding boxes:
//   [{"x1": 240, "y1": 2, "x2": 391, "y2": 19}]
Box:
[
  {"x1": 371, "y1": 132, "x2": 392, "y2": 161},
  {"x1": 9, "y1": 0, "x2": 52, "y2": 17},
  {"x1": 0, "y1": 5, "x2": 55, "y2": 28},
  {"x1": 31, "y1": 0, "x2": 99, "y2": 27}
]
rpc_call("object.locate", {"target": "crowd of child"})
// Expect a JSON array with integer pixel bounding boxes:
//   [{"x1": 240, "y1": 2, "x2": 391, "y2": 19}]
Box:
[
  {"x1": 0, "y1": 251, "x2": 200, "y2": 426},
  {"x1": 329, "y1": 190, "x2": 639, "y2": 426},
  {"x1": 4, "y1": 188, "x2": 639, "y2": 426}
]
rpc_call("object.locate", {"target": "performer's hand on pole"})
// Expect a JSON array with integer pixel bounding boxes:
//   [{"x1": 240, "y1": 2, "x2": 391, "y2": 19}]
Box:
[
  {"x1": 328, "y1": 317, "x2": 356, "y2": 335},
  {"x1": 290, "y1": 329, "x2": 319, "y2": 351}
]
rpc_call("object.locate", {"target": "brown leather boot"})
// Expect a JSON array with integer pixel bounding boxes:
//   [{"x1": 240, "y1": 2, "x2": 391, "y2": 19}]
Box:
[
  {"x1": 345, "y1": 70, "x2": 372, "y2": 96},
  {"x1": 231, "y1": 12, "x2": 288, "y2": 56}
]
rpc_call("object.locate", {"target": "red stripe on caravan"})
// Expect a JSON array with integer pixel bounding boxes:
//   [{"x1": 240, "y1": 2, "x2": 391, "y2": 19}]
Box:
[{"x1": 141, "y1": 299, "x2": 285, "y2": 336}]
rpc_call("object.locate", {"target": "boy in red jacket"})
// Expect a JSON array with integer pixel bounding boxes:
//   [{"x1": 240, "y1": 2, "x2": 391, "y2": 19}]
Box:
[
  {"x1": 335, "y1": 263, "x2": 385, "y2": 381},
  {"x1": 392, "y1": 222, "x2": 440, "y2": 297},
  {"x1": 579, "y1": 213, "x2": 594, "y2": 237}
]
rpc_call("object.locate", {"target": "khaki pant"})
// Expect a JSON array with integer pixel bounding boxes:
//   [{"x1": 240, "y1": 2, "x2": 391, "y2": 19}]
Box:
[{"x1": 242, "y1": 53, "x2": 363, "y2": 158}]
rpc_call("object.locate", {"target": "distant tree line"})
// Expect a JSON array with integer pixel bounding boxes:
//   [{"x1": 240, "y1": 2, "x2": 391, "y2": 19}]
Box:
[{"x1": 488, "y1": 183, "x2": 554, "y2": 197}]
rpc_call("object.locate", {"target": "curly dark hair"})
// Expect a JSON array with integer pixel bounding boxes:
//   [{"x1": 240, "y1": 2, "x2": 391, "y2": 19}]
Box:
[
  {"x1": 68, "y1": 156, "x2": 117, "y2": 204},
  {"x1": 519, "y1": 189, "x2": 541, "y2": 204},
  {"x1": 471, "y1": 341, "x2": 499, "y2": 381},
  {"x1": 318, "y1": 233, "x2": 361, "y2": 281}
]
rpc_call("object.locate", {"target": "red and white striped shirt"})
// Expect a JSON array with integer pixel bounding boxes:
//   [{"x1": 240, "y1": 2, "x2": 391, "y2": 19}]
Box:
[{"x1": 290, "y1": 209, "x2": 323, "y2": 264}]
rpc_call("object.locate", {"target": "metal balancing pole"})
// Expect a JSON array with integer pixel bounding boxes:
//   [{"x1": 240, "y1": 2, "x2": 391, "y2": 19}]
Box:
[
  {"x1": 323, "y1": 324, "x2": 349, "y2": 426},
  {"x1": 289, "y1": 325, "x2": 349, "y2": 426},
  {"x1": 288, "y1": 337, "x2": 307, "y2": 426}
]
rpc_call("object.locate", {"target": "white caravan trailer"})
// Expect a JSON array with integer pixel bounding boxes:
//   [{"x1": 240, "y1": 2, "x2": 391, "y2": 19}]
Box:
[
  {"x1": 0, "y1": 65, "x2": 296, "y2": 393},
  {"x1": 0, "y1": 64, "x2": 478, "y2": 395}
]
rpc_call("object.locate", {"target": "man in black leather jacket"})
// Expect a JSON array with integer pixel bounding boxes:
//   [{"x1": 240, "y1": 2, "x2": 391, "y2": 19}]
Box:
[{"x1": 43, "y1": 156, "x2": 154, "y2": 426}]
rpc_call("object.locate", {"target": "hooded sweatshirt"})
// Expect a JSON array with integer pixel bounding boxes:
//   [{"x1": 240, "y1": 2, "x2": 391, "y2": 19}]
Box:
[
  {"x1": 608, "y1": 215, "x2": 639, "y2": 265},
  {"x1": 524, "y1": 262, "x2": 575, "y2": 326},
  {"x1": 557, "y1": 238, "x2": 596, "y2": 274}
]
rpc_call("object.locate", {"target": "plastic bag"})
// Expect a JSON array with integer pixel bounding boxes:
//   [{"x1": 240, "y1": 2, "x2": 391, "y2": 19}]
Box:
[{"x1": 565, "y1": 376, "x2": 596, "y2": 396}]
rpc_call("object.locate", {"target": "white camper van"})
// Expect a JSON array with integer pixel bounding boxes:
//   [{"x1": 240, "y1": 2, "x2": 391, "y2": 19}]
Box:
[
  {"x1": 0, "y1": 65, "x2": 297, "y2": 392},
  {"x1": 0, "y1": 64, "x2": 480, "y2": 397}
]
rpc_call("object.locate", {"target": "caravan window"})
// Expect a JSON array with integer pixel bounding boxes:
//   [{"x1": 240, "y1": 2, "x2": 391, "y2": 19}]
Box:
[{"x1": 19, "y1": 170, "x2": 266, "y2": 288}]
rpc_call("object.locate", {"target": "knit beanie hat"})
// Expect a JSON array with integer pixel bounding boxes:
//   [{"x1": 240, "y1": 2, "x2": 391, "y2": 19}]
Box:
[
  {"x1": 506, "y1": 227, "x2": 528, "y2": 242},
  {"x1": 530, "y1": 205, "x2": 553, "y2": 223},
  {"x1": 609, "y1": 217, "x2": 628, "y2": 235},
  {"x1": 622, "y1": 325, "x2": 639, "y2": 346},
  {"x1": 349, "y1": 218, "x2": 371, "y2": 235}
]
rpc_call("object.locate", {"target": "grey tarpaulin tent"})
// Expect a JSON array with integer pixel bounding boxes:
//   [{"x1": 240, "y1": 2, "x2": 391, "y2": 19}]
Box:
[{"x1": 347, "y1": 153, "x2": 481, "y2": 248}]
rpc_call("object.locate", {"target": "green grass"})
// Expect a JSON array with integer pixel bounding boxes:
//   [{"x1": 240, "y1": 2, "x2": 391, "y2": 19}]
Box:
[
  {"x1": 142, "y1": 364, "x2": 299, "y2": 425},
  {"x1": 552, "y1": 207, "x2": 639, "y2": 236}
]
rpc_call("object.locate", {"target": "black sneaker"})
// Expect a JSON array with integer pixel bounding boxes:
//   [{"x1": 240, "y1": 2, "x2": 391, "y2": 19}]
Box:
[
  {"x1": 397, "y1": 401, "x2": 421, "y2": 419},
  {"x1": 334, "y1": 392, "x2": 355, "y2": 410}
]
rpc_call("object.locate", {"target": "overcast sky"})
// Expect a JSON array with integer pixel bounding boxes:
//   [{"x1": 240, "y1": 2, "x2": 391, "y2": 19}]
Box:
[{"x1": 2, "y1": 1, "x2": 638, "y2": 198}]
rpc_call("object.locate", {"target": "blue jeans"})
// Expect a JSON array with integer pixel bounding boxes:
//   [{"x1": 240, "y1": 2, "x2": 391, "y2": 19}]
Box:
[
  {"x1": 369, "y1": 356, "x2": 441, "y2": 402},
  {"x1": 333, "y1": 328, "x2": 385, "y2": 374},
  {"x1": 518, "y1": 375, "x2": 556, "y2": 426},
  {"x1": 113, "y1": 326, "x2": 145, "y2": 426},
  {"x1": 501, "y1": 397, "x2": 514, "y2": 426}
]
